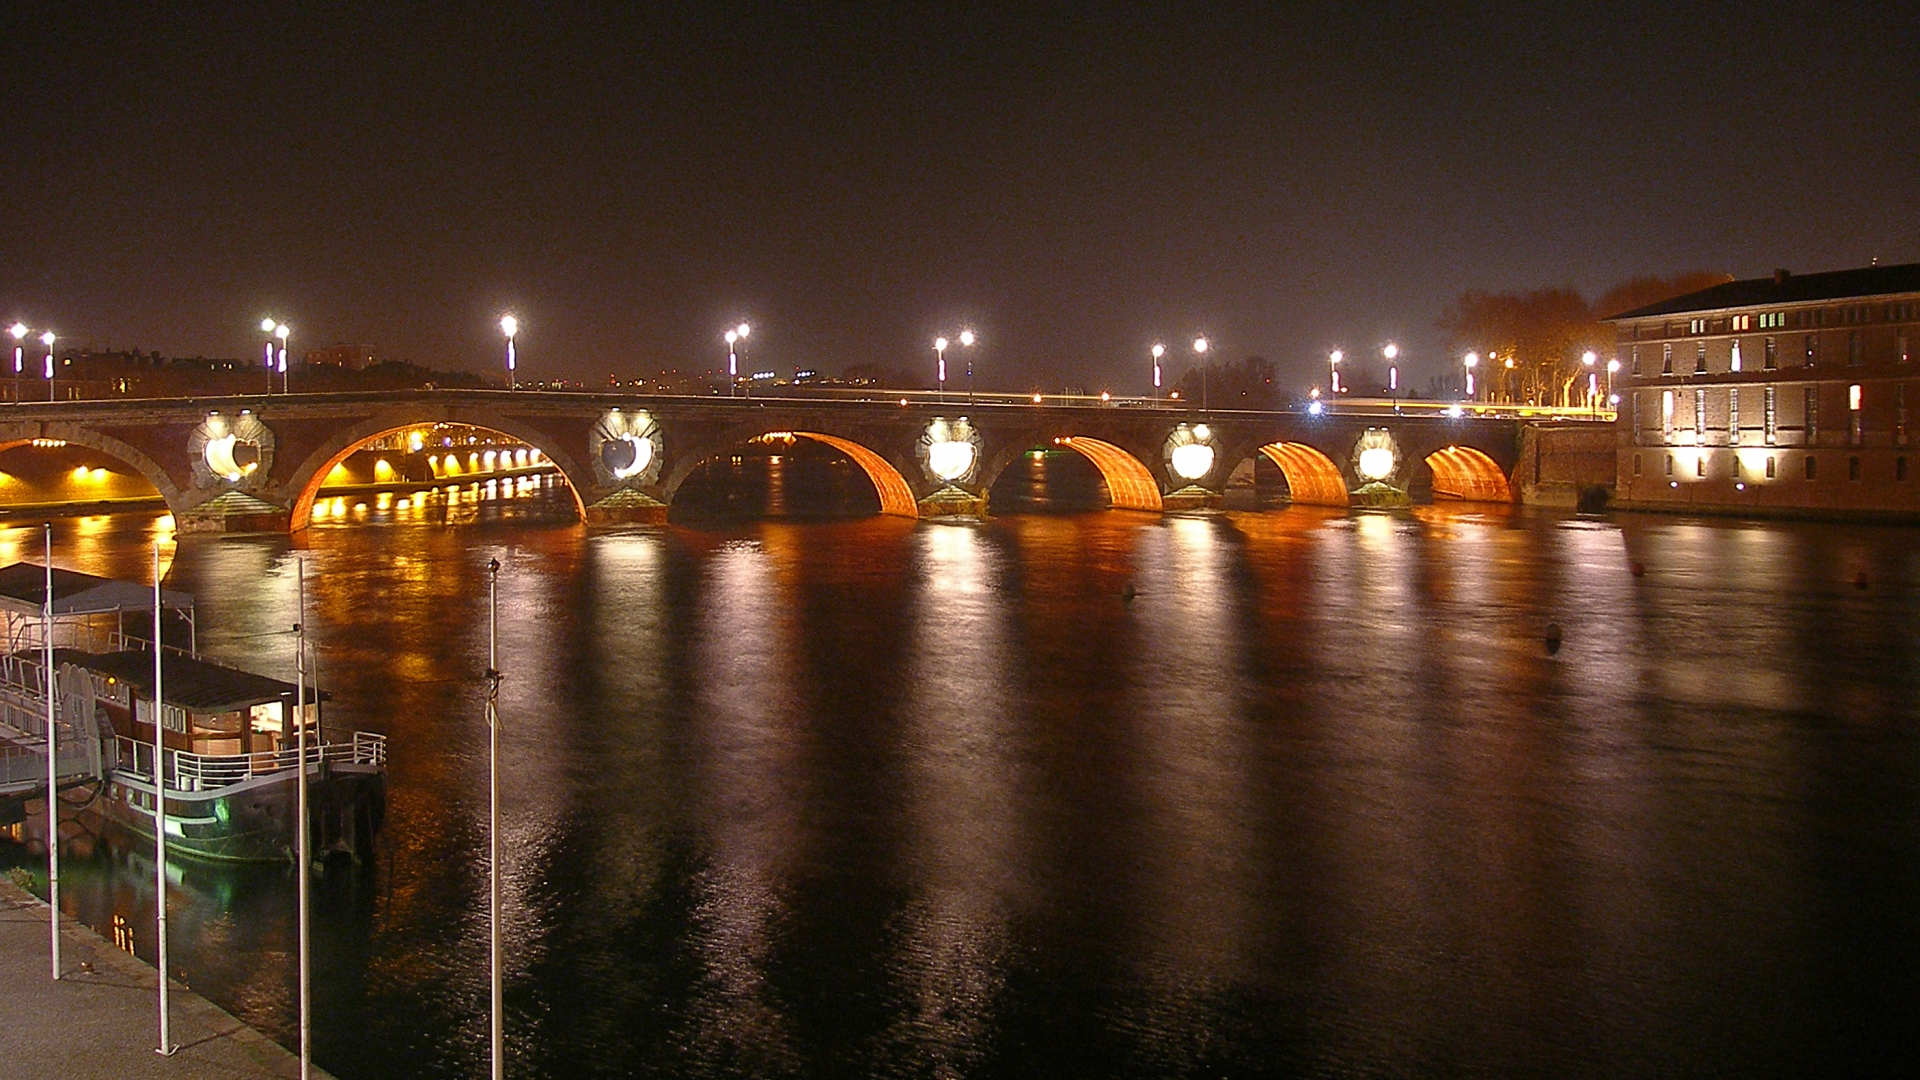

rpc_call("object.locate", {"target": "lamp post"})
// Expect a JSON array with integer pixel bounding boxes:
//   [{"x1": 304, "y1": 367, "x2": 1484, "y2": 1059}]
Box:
[
  {"x1": 1383, "y1": 342, "x2": 1399, "y2": 401},
  {"x1": 500, "y1": 316, "x2": 518, "y2": 391},
  {"x1": 934, "y1": 336, "x2": 948, "y2": 400},
  {"x1": 732, "y1": 323, "x2": 750, "y2": 398},
  {"x1": 9, "y1": 322, "x2": 26, "y2": 403},
  {"x1": 1328, "y1": 349, "x2": 1343, "y2": 395},
  {"x1": 41, "y1": 331, "x2": 56, "y2": 401},
  {"x1": 1193, "y1": 336, "x2": 1210, "y2": 411},
  {"x1": 1582, "y1": 350, "x2": 1598, "y2": 413},
  {"x1": 275, "y1": 323, "x2": 291, "y2": 394},
  {"x1": 1151, "y1": 343, "x2": 1165, "y2": 402},
  {"x1": 1501, "y1": 354, "x2": 1514, "y2": 404},
  {"x1": 959, "y1": 329, "x2": 976, "y2": 402},
  {"x1": 258, "y1": 319, "x2": 278, "y2": 394},
  {"x1": 1606, "y1": 358, "x2": 1620, "y2": 407},
  {"x1": 1463, "y1": 351, "x2": 1479, "y2": 402}
]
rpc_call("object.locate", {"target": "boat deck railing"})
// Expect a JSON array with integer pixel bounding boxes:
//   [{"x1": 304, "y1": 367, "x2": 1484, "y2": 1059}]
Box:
[{"x1": 116, "y1": 730, "x2": 387, "y2": 792}]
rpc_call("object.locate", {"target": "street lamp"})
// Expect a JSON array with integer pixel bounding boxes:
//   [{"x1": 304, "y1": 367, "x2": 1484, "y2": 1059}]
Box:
[
  {"x1": 1463, "y1": 350, "x2": 1479, "y2": 402},
  {"x1": 1606, "y1": 357, "x2": 1620, "y2": 405},
  {"x1": 1582, "y1": 350, "x2": 1598, "y2": 412},
  {"x1": 275, "y1": 323, "x2": 291, "y2": 393},
  {"x1": 1151, "y1": 343, "x2": 1165, "y2": 401},
  {"x1": 9, "y1": 322, "x2": 26, "y2": 403},
  {"x1": 1328, "y1": 349, "x2": 1343, "y2": 394},
  {"x1": 40, "y1": 331, "x2": 56, "y2": 401},
  {"x1": 500, "y1": 316, "x2": 518, "y2": 390},
  {"x1": 959, "y1": 329, "x2": 976, "y2": 401},
  {"x1": 259, "y1": 317, "x2": 278, "y2": 393},
  {"x1": 1193, "y1": 336, "x2": 1210, "y2": 411},
  {"x1": 732, "y1": 322, "x2": 750, "y2": 398},
  {"x1": 934, "y1": 336, "x2": 948, "y2": 400},
  {"x1": 1383, "y1": 342, "x2": 1399, "y2": 399}
]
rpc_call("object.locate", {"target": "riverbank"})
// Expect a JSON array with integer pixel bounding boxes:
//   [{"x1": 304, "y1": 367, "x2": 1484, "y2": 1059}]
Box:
[{"x1": 0, "y1": 877, "x2": 331, "y2": 1080}]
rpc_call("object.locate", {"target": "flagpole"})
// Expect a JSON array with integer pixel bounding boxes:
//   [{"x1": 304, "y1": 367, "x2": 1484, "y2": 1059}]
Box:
[
  {"x1": 487, "y1": 557, "x2": 503, "y2": 1080},
  {"x1": 153, "y1": 541, "x2": 173, "y2": 1054},
  {"x1": 295, "y1": 557, "x2": 311, "y2": 1080},
  {"x1": 44, "y1": 523, "x2": 59, "y2": 980}
]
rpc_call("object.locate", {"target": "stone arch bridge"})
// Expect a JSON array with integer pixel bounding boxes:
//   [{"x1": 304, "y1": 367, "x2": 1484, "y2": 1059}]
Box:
[{"x1": 0, "y1": 390, "x2": 1597, "y2": 532}]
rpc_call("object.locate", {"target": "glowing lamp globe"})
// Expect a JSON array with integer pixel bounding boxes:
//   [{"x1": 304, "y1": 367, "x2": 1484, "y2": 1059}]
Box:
[
  {"x1": 927, "y1": 440, "x2": 976, "y2": 482},
  {"x1": 615, "y1": 434, "x2": 653, "y2": 479},
  {"x1": 1170, "y1": 442, "x2": 1215, "y2": 481},
  {"x1": 1357, "y1": 447, "x2": 1396, "y2": 481}
]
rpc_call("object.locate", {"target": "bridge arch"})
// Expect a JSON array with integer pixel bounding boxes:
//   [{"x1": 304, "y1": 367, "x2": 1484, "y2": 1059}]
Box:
[
  {"x1": 1052, "y1": 436, "x2": 1162, "y2": 512},
  {"x1": 1256, "y1": 442, "x2": 1350, "y2": 507},
  {"x1": 285, "y1": 413, "x2": 590, "y2": 530},
  {"x1": 0, "y1": 425, "x2": 188, "y2": 517},
  {"x1": 663, "y1": 430, "x2": 919, "y2": 518},
  {"x1": 1425, "y1": 445, "x2": 1513, "y2": 503}
]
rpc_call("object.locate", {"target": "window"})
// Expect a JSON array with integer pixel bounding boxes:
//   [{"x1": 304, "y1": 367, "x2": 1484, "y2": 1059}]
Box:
[
  {"x1": 1633, "y1": 453, "x2": 1643, "y2": 477},
  {"x1": 1689, "y1": 317, "x2": 1708, "y2": 334},
  {"x1": 1848, "y1": 330, "x2": 1863, "y2": 365},
  {"x1": 1849, "y1": 384, "x2": 1863, "y2": 446},
  {"x1": 1663, "y1": 343, "x2": 1674, "y2": 375},
  {"x1": 1900, "y1": 456, "x2": 1910, "y2": 482},
  {"x1": 1731, "y1": 314, "x2": 1752, "y2": 330},
  {"x1": 1760, "y1": 311, "x2": 1786, "y2": 329},
  {"x1": 1765, "y1": 336, "x2": 1778, "y2": 369},
  {"x1": 1695, "y1": 342, "x2": 1708, "y2": 373},
  {"x1": 1729, "y1": 387, "x2": 1740, "y2": 445},
  {"x1": 1631, "y1": 345, "x2": 1641, "y2": 376},
  {"x1": 1665, "y1": 454, "x2": 1675, "y2": 476},
  {"x1": 1806, "y1": 335, "x2": 1818, "y2": 365},
  {"x1": 1806, "y1": 455, "x2": 1818, "y2": 480},
  {"x1": 1696, "y1": 454, "x2": 1707, "y2": 477},
  {"x1": 1662, "y1": 389, "x2": 1675, "y2": 438},
  {"x1": 1730, "y1": 339, "x2": 1742, "y2": 371},
  {"x1": 1899, "y1": 383, "x2": 1909, "y2": 446},
  {"x1": 1766, "y1": 456, "x2": 1777, "y2": 479},
  {"x1": 1806, "y1": 386, "x2": 1819, "y2": 443},
  {"x1": 1765, "y1": 385, "x2": 1777, "y2": 444},
  {"x1": 1694, "y1": 388, "x2": 1707, "y2": 440},
  {"x1": 1849, "y1": 456, "x2": 1861, "y2": 481},
  {"x1": 1901, "y1": 335, "x2": 1910, "y2": 364}
]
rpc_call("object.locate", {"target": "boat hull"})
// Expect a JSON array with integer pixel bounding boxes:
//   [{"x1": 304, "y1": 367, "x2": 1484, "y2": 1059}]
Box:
[{"x1": 93, "y1": 762, "x2": 386, "y2": 865}]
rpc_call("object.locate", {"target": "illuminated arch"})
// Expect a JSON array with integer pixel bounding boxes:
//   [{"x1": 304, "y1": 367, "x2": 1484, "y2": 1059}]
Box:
[
  {"x1": 288, "y1": 422, "x2": 586, "y2": 530},
  {"x1": 0, "y1": 429, "x2": 184, "y2": 514},
  {"x1": 1257, "y1": 442, "x2": 1350, "y2": 507},
  {"x1": 786, "y1": 432, "x2": 919, "y2": 518},
  {"x1": 1055, "y1": 436, "x2": 1162, "y2": 512},
  {"x1": 1426, "y1": 445, "x2": 1513, "y2": 502}
]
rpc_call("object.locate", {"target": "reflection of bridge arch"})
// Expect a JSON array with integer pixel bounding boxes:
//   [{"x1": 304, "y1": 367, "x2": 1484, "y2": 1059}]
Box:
[
  {"x1": 0, "y1": 427, "x2": 185, "y2": 515},
  {"x1": 1257, "y1": 442, "x2": 1349, "y2": 507},
  {"x1": 287, "y1": 416, "x2": 589, "y2": 530},
  {"x1": 1426, "y1": 445, "x2": 1513, "y2": 502},
  {"x1": 1054, "y1": 437, "x2": 1162, "y2": 512},
  {"x1": 664, "y1": 431, "x2": 919, "y2": 518}
]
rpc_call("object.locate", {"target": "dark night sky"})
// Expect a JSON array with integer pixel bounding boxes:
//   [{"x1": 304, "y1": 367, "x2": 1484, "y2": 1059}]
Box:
[{"x1": 3, "y1": 2, "x2": 1915, "y2": 393}]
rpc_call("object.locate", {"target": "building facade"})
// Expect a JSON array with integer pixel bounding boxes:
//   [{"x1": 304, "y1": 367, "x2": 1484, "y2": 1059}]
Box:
[{"x1": 1609, "y1": 263, "x2": 1920, "y2": 516}]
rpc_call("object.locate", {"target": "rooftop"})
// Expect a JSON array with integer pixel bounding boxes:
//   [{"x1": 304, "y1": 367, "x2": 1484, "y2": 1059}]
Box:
[
  {"x1": 0, "y1": 563, "x2": 194, "y2": 618},
  {"x1": 1606, "y1": 263, "x2": 1920, "y2": 321},
  {"x1": 49, "y1": 647, "x2": 325, "y2": 713}
]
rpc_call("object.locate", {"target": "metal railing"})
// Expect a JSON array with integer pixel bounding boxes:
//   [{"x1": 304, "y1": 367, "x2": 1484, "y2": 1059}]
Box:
[{"x1": 116, "y1": 730, "x2": 386, "y2": 792}]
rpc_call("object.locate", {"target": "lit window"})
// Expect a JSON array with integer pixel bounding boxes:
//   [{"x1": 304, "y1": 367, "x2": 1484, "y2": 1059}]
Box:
[
  {"x1": 1662, "y1": 389, "x2": 1675, "y2": 437},
  {"x1": 1729, "y1": 387, "x2": 1740, "y2": 445},
  {"x1": 1694, "y1": 388, "x2": 1706, "y2": 439},
  {"x1": 1849, "y1": 384, "x2": 1863, "y2": 411},
  {"x1": 1730, "y1": 339, "x2": 1742, "y2": 371},
  {"x1": 1764, "y1": 336, "x2": 1777, "y2": 369},
  {"x1": 1689, "y1": 318, "x2": 1708, "y2": 334}
]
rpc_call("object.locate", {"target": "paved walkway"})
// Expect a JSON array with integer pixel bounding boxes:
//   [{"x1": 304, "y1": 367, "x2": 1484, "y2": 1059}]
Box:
[{"x1": 0, "y1": 878, "x2": 333, "y2": 1080}]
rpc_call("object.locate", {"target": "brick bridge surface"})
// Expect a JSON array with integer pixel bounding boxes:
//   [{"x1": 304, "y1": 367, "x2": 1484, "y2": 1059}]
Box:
[{"x1": 0, "y1": 390, "x2": 1588, "y2": 531}]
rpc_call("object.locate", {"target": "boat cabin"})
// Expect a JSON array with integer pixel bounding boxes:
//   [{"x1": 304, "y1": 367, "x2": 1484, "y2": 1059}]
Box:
[{"x1": 54, "y1": 647, "x2": 327, "y2": 758}]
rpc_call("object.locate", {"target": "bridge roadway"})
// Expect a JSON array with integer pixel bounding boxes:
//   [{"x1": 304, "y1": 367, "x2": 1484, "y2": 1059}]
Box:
[{"x1": 0, "y1": 389, "x2": 1610, "y2": 532}]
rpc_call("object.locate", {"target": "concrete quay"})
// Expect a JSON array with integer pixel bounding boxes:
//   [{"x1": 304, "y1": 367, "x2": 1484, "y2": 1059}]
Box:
[{"x1": 0, "y1": 878, "x2": 332, "y2": 1080}]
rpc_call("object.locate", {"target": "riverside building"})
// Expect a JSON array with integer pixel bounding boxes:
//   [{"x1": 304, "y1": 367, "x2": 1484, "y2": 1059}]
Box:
[{"x1": 1609, "y1": 262, "x2": 1920, "y2": 516}]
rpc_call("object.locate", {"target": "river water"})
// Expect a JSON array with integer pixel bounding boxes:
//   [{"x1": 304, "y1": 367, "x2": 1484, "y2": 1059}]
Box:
[{"x1": 5, "y1": 498, "x2": 1920, "y2": 1078}]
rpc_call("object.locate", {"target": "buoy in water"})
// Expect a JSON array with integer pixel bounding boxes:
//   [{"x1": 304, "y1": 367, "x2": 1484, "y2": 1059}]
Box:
[{"x1": 1544, "y1": 622, "x2": 1563, "y2": 655}]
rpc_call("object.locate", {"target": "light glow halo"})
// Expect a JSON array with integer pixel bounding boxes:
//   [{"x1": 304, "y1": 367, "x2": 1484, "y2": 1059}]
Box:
[{"x1": 1170, "y1": 442, "x2": 1215, "y2": 481}]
